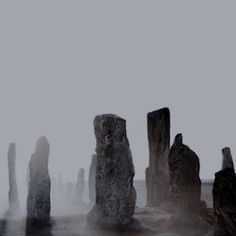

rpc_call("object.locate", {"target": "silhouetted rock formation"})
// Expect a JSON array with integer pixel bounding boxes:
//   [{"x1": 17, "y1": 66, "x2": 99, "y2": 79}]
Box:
[
  {"x1": 168, "y1": 134, "x2": 201, "y2": 216},
  {"x1": 27, "y1": 137, "x2": 51, "y2": 226},
  {"x1": 146, "y1": 108, "x2": 170, "y2": 207},
  {"x1": 73, "y1": 168, "x2": 85, "y2": 205},
  {"x1": 7, "y1": 143, "x2": 20, "y2": 216},
  {"x1": 222, "y1": 147, "x2": 234, "y2": 170},
  {"x1": 213, "y1": 168, "x2": 236, "y2": 236},
  {"x1": 87, "y1": 114, "x2": 136, "y2": 229},
  {"x1": 88, "y1": 154, "x2": 97, "y2": 205}
]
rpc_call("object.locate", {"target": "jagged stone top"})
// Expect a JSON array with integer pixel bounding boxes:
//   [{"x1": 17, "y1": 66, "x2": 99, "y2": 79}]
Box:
[
  {"x1": 35, "y1": 136, "x2": 49, "y2": 154},
  {"x1": 77, "y1": 168, "x2": 85, "y2": 181},
  {"x1": 222, "y1": 147, "x2": 234, "y2": 170},
  {"x1": 169, "y1": 133, "x2": 199, "y2": 164},
  {"x1": 94, "y1": 114, "x2": 128, "y2": 150},
  {"x1": 173, "y1": 133, "x2": 183, "y2": 145},
  {"x1": 8, "y1": 143, "x2": 16, "y2": 157},
  {"x1": 147, "y1": 107, "x2": 170, "y2": 119},
  {"x1": 31, "y1": 136, "x2": 50, "y2": 169}
]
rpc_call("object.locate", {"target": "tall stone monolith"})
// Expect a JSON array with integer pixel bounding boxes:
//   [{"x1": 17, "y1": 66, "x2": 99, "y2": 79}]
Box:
[
  {"x1": 73, "y1": 168, "x2": 85, "y2": 205},
  {"x1": 88, "y1": 154, "x2": 97, "y2": 205},
  {"x1": 213, "y1": 168, "x2": 236, "y2": 236},
  {"x1": 168, "y1": 134, "x2": 201, "y2": 216},
  {"x1": 146, "y1": 107, "x2": 170, "y2": 207},
  {"x1": 7, "y1": 143, "x2": 20, "y2": 216},
  {"x1": 87, "y1": 114, "x2": 136, "y2": 229},
  {"x1": 222, "y1": 147, "x2": 234, "y2": 170},
  {"x1": 26, "y1": 136, "x2": 51, "y2": 226}
]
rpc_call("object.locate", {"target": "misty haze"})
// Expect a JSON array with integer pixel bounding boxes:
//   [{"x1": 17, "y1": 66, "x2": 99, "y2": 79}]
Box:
[{"x1": 0, "y1": 1, "x2": 236, "y2": 236}]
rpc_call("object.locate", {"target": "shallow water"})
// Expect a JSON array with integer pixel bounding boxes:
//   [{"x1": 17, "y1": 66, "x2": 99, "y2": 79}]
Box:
[{"x1": 0, "y1": 207, "x2": 214, "y2": 236}]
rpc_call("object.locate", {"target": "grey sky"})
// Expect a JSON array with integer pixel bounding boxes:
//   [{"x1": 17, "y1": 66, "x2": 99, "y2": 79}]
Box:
[{"x1": 0, "y1": 0, "x2": 236, "y2": 200}]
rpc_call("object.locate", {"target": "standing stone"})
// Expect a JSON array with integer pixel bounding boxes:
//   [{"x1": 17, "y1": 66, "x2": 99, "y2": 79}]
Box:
[
  {"x1": 168, "y1": 134, "x2": 201, "y2": 216},
  {"x1": 222, "y1": 147, "x2": 234, "y2": 170},
  {"x1": 27, "y1": 136, "x2": 51, "y2": 226},
  {"x1": 88, "y1": 154, "x2": 97, "y2": 205},
  {"x1": 213, "y1": 168, "x2": 236, "y2": 236},
  {"x1": 73, "y1": 168, "x2": 85, "y2": 205},
  {"x1": 87, "y1": 114, "x2": 136, "y2": 228},
  {"x1": 7, "y1": 143, "x2": 20, "y2": 216},
  {"x1": 146, "y1": 107, "x2": 170, "y2": 207}
]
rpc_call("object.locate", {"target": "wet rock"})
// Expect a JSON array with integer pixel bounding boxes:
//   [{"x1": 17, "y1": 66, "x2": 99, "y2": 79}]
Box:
[
  {"x1": 73, "y1": 168, "x2": 85, "y2": 205},
  {"x1": 87, "y1": 114, "x2": 136, "y2": 229},
  {"x1": 168, "y1": 134, "x2": 201, "y2": 216},
  {"x1": 7, "y1": 143, "x2": 20, "y2": 216},
  {"x1": 146, "y1": 108, "x2": 170, "y2": 207},
  {"x1": 213, "y1": 168, "x2": 236, "y2": 236},
  {"x1": 222, "y1": 147, "x2": 234, "y2": 170},
  {"x1": 26, "y1": 136, "x2": 51, "y2": 226},
  {"x1": 88, "y1": 154, "x2": 97, "y2": 205}
]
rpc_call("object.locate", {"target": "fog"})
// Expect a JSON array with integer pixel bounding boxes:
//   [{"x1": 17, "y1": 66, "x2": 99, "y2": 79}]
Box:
[{"x1": 0, "y1": 1, "x2": 235, "y2": 233}]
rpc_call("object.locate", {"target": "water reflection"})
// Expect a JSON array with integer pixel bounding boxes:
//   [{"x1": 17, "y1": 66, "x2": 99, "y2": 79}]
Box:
[{"x1": 25, "y1": 225, "x2": 53, "y2": 236}]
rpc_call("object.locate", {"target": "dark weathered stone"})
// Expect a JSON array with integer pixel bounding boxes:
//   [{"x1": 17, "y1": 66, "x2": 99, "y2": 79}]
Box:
[
  {"x1": 27, "y1": 137, "x2": 51, "y2": 226},
  {"x1": 222, "y1": 147, "x2": 234, "y2": 170},
  {"x1": 73, "y1": 168, "x2": 85, "y2": 205},
  {"x1": 168, "y1": 134, "x2": 201, "y2": 216},
  {"x1": 213, "y1": 168, "x2": 236, "y2": 236},
  {"x1": 7, "y1": 143, "x2": 20, "y2": 216},
  {"x1": 146, "y1": 107, "x2": 170, "y2": 207},
  {"x1": 88, "y1": 154, "x2": 97, "y2": 205},
  {"x1": 87, "y1": 114, "x2": 136, "y2": 228}
]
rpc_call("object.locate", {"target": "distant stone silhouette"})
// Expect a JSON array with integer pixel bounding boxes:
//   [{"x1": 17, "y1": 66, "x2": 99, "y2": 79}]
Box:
[
  {"x1": 73, "y1": 168, "x2": 85, "y2": 205},
  {"x1": 168, "y1": 134, "x2": 201, "y2": 216},
  {"x1": 7, "y1": 143, "x2": 20, "y2": 217},
  {"x1": 58, "y1": 173, "x2": 64, "y2": 196},
  {"x1": 213, "y1": 168, "x2": 236, "y2": 236},
  {"x1": 27, "y1": 137, "x2": 51, "y2": 226},
  {"x1": 146, "y1": 108, "x2": 170, "y2": 207},
  {"x1": 222, "y1": 147, "x2": 234, "y2": 170},
  {"x1": 87, "y1": 114, "x2": 136, "y2": 229},
  {"x1": 88, "y1": 154, "x2": 97, "y2": 205}
]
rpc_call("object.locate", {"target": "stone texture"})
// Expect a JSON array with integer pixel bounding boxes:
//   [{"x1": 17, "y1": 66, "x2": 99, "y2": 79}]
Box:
[
  {"x1": 168, "y1": 134, "x2": 201, "y2": 216},
  {"x1": 213, "y1": 168, "x2": 236, "y2": 236},
  {"x1": 146, "y1": 107, "x2": 170, "y2": 207},
  {"x1": 7, "y1": 143, "x2": 20, "y2": 216},
  {"x1": 27, "y1": 136, "x2": 51, "y2": 226},
  {"x1": 73, "y1": 168, "x2": 85, "y2": 205},
  {"x1": 88, "y1": 154, "x2": 97, "y2": 205},
  {"x1": 87, "y1": 114, "x2": 136, "y2": 228},
  {"x1": 222, "y1": 147, "x2": 234, "y2": 170}
]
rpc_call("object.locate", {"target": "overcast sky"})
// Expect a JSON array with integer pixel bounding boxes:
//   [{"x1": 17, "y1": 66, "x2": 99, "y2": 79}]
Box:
[{"x1": 0, "y1": 1, "x2": 236, "y2": 201}]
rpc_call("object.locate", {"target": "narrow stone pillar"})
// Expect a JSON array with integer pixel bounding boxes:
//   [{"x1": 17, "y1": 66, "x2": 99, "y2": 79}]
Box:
[
  {"x1": 213, "y1": 168, "x2": 236, "y2": 236},
  {"x1": 73, "y1": 168, "x2": 85, "y2": 205},
  {"x1": 146, "y1": 107, "x2": 170, "y2": 207},
  {"x1": 222, "y1": 147, "x2": 234, "y2": 170},
  {"x1": 88, "y1": 154, "x2": 97, "y2": 205},
  {"x1": 168, "y1": 134, "x2": 201, "y2": 216},
  {"x1": 7, "y1": 143, "x2": 20, "y2": 216},
  {"x1": 26, "y1": 136, "x2": 51, "y2": 226},
  {"x1": 87, "y1": 114, "x2": 136, "y2": 228}
]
